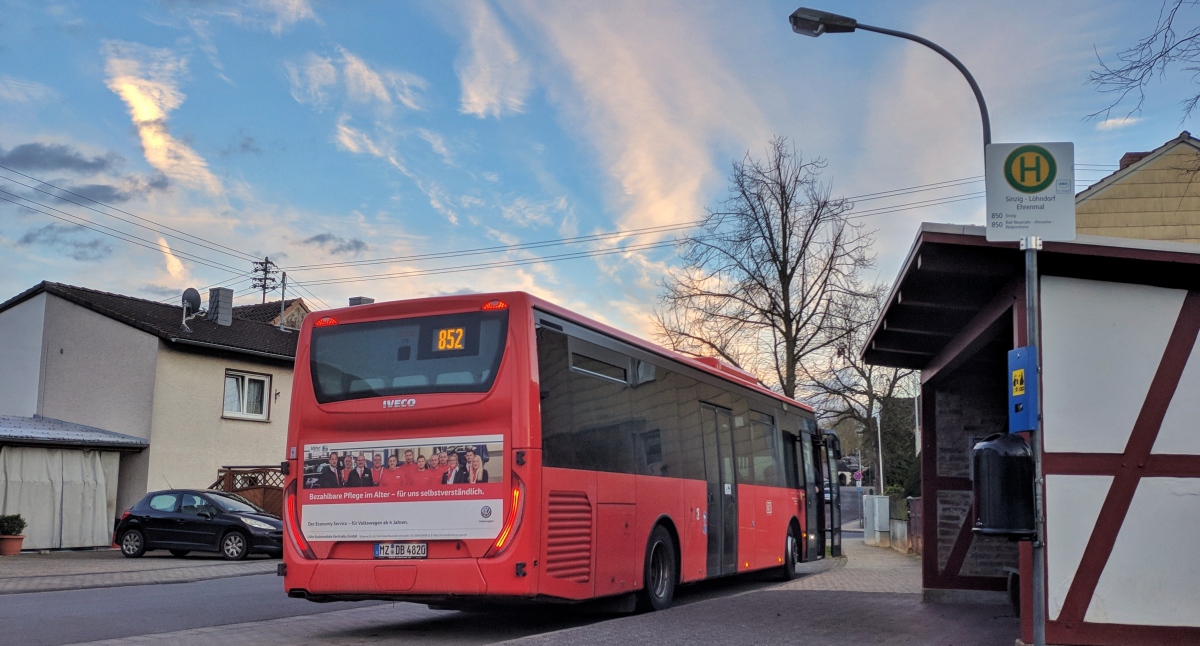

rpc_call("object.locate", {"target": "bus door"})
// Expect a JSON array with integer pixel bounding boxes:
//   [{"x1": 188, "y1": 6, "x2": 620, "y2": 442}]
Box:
[
  {"x1": 800, "y1": 432, "x2": 822, "y2": 560},
  {"x1": 823, "y1": 434, "x2": 843, "y2": 557},
  {"x1": 701, "y1": 403, "x2": 738, "y2": 576}
]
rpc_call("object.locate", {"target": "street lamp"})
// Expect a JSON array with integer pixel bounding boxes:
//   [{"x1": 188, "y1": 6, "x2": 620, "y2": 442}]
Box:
[
  {"x1": 788, "y1": 7, "x2": 991, "y2": 148},
  {"x1": 789, "y1": 9, "x2": 1045, "y2": 646}
]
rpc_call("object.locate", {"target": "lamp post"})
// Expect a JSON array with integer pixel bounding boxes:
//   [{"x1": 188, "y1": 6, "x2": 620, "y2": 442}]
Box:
[{"x1": 789, "y1": 9, "x2": 1046, "y2": 646}]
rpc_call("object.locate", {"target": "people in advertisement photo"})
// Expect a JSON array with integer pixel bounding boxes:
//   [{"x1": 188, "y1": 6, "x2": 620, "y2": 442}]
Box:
[{"x1": 303, "y1": 439, "x2": 502, "y2": 492}]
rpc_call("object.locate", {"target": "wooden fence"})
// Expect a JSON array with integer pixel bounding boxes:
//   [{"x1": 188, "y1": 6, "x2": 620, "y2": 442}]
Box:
[{"x1": 209, "y1": 465, "x2": 284, "y2": 517}]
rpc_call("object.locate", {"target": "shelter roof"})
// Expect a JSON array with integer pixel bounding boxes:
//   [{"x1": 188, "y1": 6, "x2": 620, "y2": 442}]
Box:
[{"x1": 863, "y1": 223, "x2": 1200, "y2": 370}]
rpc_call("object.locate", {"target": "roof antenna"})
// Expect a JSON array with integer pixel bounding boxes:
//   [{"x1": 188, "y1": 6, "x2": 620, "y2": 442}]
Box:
[
  {"x1": 163, "y1": 475, "x2": 174, "y2": 489},
  {"x1": 180, "y1": 287, "x2": 207, "y2": 332}
]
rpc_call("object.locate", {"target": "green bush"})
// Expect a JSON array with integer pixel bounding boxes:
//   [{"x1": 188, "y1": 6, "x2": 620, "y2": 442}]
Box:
[{"x1": 0, "y1": 514, "x2": 27, "y2": 536}]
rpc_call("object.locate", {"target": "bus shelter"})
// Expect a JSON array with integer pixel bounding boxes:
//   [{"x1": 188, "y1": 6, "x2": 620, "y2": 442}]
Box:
[{"x1": 862, "y1": 223, "x2": 1200, "y2": 645}]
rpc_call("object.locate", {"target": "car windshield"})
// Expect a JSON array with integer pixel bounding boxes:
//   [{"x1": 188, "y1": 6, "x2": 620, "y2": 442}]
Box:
[
  {"x1": 208, "y1": 492, "x2": 263, "y2": 513},
  {"x1": 310, "y1": 310, "x2": 509, "y2": 403}
]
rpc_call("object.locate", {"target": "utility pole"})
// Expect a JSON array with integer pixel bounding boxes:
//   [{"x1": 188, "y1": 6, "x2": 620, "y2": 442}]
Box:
[
  {"x1": 279, "y1": 272, "x2": 287, "y2": 331},
  {"x1": 251, "y1": 257, "x2": 279, "y2": 305}
]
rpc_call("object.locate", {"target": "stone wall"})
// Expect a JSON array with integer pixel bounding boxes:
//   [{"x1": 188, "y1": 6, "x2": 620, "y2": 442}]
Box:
[{"x1": 932, "y1": 358, "x2": 1019, "y2": 579}]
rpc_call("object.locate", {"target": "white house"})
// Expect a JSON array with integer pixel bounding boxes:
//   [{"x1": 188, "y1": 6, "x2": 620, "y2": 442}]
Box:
[{"x1": 0, "y1": 282, "x2": 307, "y2": 549}]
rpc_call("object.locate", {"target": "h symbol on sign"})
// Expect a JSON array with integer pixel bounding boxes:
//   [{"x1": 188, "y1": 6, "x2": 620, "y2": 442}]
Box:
[{"x1": 1019, "y1": 154, "x2": 1042, "y2": 183}]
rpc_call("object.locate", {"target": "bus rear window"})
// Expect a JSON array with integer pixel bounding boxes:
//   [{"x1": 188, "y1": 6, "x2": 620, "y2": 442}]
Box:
[{"x1": 310, "y1": 310, "x2": 508, "y2": 403}]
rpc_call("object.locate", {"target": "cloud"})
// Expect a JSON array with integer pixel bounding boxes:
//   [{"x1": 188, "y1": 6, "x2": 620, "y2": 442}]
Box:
[
  {"x1": 0, "y1": 142, "x2": 121, "y2": 173},
  {"x1": 302, "y1": 232, "x2": 368, "y2": 256},
  {"x1": 0, "y1": 76, "x2": 56, "y2": 103},
  {"x1": 18, "y1": 223, "x2": 112, "y2": 261},
  {"x1": 259, "y1": 0, "x2": 317, "y2": 33},
  {"x1": 221, "y1": 133, "x2": 262, "y2": 156},
  {"x1": 340, "y1": 49, "x2": 391, "y2": 104},
  {"x1": 69, "y1": 174, "x2": 171, "y2": 204},
  {"x1": 225, "y1": 0, "x2": 317, "y2": 35},
  {"x1": 286, "y1": 48, "x2": 427, "y2": 114},
  {"x1": 156, "y1": 236, "x2": 186, "y2": 279},
  {"x1": 455, "y1": 1, "x2": 532, "y2": 118},
  {"x1": 1095, "y1": 116, "x2": 1142, "y2": 131},
  {"x1": 102, "y1": 40, "x2": 223, "y2": 195},
  {"x1": 338, "y1": 48, "x2": 427, "y2": 111},
  {"x1": 416, "y1": 128, "x2": 452, "y2": 164},
  {"x1": 500, "y1": 196, "x2": 566, "y2": 228},
  {"x1": 504, "y1": 2, "x2": 767, "y2": 231},
  {"x1": 284, "y1": 53, "x2": 337, "y2": 108},
  {"x1": 334, "y1": 115, "x2": 387, "y2": 157}
]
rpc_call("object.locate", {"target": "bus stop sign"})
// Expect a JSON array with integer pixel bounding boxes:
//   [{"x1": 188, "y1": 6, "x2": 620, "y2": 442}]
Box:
[{"x1": 985, "y1": 142, "x2": 1075, "y2": 242}]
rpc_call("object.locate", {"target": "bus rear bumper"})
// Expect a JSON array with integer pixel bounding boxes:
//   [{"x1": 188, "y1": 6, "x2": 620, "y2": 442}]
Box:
[{"x1": 286, "y1": 558, "x2": 489, "y2": 599}]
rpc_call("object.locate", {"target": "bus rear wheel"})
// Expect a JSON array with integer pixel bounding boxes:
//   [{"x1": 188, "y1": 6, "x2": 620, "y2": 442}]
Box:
[{"x1": 636, "y1": 525, "x2": 677, "y2": 612}]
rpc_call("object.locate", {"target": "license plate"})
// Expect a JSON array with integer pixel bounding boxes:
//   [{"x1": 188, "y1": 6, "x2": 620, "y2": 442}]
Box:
[{"x1": 374, "y1": 542, "x2": 427, "y2": 559}]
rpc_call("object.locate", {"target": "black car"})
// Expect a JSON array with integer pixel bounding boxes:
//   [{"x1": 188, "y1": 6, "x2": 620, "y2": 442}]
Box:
[{"x1": 114, "y1": 489, "x2": 282, "y2": 560}]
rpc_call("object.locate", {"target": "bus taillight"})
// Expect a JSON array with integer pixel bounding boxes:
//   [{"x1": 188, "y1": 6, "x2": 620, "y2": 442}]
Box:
[
  {"x1": 283, "y1": 480, "x2": 316, "y2": 560},
  {"x1": 314, "y1": 316, "x2": 338, "y2": 327},
  {"x1": 481, "y1": 300, "x2": 508, "y2": 311},
  {"x1": 486, "y1": 474, "x2": 526, "y2": 557}
]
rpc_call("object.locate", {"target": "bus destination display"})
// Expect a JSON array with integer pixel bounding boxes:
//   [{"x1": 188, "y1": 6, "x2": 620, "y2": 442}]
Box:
[{"x1": 435, "y1": 327, "x2": 465, "y2": 351}]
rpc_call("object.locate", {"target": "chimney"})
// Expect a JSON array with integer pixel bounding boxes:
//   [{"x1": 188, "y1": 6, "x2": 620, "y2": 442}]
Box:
[
  {"x1": 207, "y1": 287, "x2": 233, "y2": 326},
  {"x1": 349, "y1": 296, "x2": 375, "y2": 306},
  {"x1": 1119, "y1": 151, "x2": 1151, "y2": 170}
]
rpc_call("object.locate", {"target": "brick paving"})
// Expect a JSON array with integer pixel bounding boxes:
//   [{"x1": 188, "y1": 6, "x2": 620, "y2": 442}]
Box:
[
  {"x1": 0, "y1": 549, "x2": 277, "y2": 594},
  {"x1": 775, "y1": 537, "x2": 924, "y2": 594}
]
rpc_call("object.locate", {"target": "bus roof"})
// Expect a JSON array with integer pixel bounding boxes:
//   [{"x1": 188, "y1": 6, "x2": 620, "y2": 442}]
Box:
[{"x1": 307, "y1": 291, "x2": 815, "y2": 414}]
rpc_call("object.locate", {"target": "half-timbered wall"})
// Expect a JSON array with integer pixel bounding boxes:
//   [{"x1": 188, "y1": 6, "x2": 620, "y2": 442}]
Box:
[{"x1": 1036, "y1": 276, "x2": 1200, "y2": 643}]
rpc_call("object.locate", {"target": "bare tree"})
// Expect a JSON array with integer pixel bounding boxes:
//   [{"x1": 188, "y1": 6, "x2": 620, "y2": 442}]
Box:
[
  {"x1": 655, "y1": 137, "x2": 874, "y2": 399},
  {"x1": 799, "y1": 287, "x2": 919, "y2": 490},
  {"x1": 800, "y1": 287, "x2": 917, "y2": 431},
  {"x1": 1089, "y1": 0, "x2": 1200, "y2": 120}
]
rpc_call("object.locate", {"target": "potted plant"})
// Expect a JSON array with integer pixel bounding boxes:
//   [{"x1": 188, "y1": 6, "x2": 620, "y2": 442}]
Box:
[{"x1": 0, "y1": 514, "x2": 27, "y2": 555}]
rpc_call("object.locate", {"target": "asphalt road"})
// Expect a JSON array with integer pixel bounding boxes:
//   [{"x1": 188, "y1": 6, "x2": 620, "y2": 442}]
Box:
[
  {"x1": 0, "y1": 573, "x2": 374, "y2": 646},
  {"x1": 1, "y1": 565, "x2": 816, "y2": 646}
]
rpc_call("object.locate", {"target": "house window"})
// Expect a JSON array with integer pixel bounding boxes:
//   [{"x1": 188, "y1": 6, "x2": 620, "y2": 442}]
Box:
[{"x1": 223, "y1": 371, "x2": 271, "y2": 421}]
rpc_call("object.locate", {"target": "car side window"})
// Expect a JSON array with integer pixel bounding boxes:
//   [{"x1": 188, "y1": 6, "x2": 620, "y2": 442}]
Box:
[
  {"x1": 148, "y1": 494, "x2": 178, "y2": 512},
  {"x1": 179, "y1": 494, "x2": 215, "y2": 517}
]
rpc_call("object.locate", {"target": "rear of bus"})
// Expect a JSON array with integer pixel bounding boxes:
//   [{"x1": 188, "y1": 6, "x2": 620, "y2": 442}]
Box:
[{"x1": 281, "y1": 293, "x2": 538, "y2": 603}]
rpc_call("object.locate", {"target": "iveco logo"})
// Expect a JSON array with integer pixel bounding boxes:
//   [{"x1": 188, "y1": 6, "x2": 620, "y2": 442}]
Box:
[{"x1": 383, "y1": 398, "x2": 417, "y2": 409}]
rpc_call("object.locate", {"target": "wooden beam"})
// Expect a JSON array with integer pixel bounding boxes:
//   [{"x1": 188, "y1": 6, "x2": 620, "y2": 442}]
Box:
[{"x1": 920, "y1": 277, "x2": 1022, "y2": 385}]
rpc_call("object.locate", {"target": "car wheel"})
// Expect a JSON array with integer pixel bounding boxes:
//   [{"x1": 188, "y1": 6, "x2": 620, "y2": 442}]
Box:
[
  {"x1": 635, "y1": 525, "x2": 677, "y2": 612},
  {"x1": 220, "y1": 531, "x2": 249, "y2": 561},
  {"x1": 169, "y1": 549, "x2": 190, "y2": 558},
  {"x1": 120, "y1": 529, "x2": 146, "y2": 558},
  {"x1": 777, "y1": 523, "x2": 801, "y2": 581}
]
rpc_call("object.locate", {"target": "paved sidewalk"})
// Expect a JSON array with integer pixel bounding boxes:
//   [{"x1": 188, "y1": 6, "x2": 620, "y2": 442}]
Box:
[
  {"x1": 0, "y1": 549, "x2": 277, "y2": 594},
  {"x1": 776, "y1": 534, "x2": 923, "y2": 593}
]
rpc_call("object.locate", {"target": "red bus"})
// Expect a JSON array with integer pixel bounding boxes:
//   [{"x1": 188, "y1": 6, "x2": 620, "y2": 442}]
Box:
[{"x1": 280, "y1": 292, "x2": 834, "y2": 610}]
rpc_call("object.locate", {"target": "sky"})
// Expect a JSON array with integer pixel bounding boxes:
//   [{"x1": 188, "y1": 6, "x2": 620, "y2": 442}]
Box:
[{"x1": 1, "y1": 0, "x2": 1196, "y2": 338}]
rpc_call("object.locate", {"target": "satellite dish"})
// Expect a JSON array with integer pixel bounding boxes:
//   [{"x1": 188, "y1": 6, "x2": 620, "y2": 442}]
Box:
[{"x1": 182, "y1": 288, "x2": 202, "y2": 315}]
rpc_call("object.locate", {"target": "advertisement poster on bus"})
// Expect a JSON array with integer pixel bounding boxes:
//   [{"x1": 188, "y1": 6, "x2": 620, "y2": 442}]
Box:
[{"x1": 299, "y1": 434, "x2": 504, "y2": 541}]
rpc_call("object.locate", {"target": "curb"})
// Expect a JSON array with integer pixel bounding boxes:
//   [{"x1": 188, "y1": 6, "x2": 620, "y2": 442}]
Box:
[{"x1": 0, "y1": 562, "x2": 277, "y2": 595}]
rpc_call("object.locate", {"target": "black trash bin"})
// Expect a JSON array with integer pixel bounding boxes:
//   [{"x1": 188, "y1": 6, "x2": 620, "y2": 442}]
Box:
[{"x1": 972, "y1": 432, "x2": 1036, "y2": 539}]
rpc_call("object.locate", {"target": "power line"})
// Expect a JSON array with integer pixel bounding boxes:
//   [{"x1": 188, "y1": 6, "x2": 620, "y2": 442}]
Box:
[
  {"x1": 289, "y1": 280, "x2": 332, "y2": 310},
  {"x1": 280, "y1": 220, "x2": 703, "y2": 272},
  {"x1": 0, "y1": 194, "x2": 244, "y2": 274},
  {"x1": 0, "y1": 166, "x2": 261, "y2": 262},
  {"x1": 292, "y1": 240, "x2": 679, "y2": 288},
  {"x1": 155, "y1": 273, "x2": 256, "y2": 304}
]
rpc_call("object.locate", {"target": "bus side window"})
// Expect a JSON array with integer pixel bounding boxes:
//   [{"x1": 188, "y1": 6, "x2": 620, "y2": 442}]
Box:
[{"x1": 536, "y1": 328, "x2": 575, "y2": 469}]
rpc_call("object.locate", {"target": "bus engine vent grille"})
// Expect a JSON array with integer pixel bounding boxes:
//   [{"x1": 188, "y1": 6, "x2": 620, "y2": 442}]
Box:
[{"x1": 546, "y1": 490, "x2": 592, "y2": 583}]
